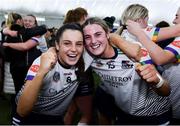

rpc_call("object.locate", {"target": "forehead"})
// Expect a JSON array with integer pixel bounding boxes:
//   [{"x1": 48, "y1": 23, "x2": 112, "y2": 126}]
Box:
[
  {"x1": 83, "y1": 24, "x2": 104, "y2": 34},
  {"x1": 23, "y1": 16, "x2": 35, "y2": 21},
  {"x1": 60, "y1": 29, "x2": 83, "y2": 41}
]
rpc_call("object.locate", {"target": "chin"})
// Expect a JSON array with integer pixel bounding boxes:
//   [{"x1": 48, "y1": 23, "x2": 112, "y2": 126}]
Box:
[
  {"x1": 91, "y1": 50, "x2": 103, "y2": 56},
  {"x1": 67, "y1": 60, "x2": 78, "y2": 66}
]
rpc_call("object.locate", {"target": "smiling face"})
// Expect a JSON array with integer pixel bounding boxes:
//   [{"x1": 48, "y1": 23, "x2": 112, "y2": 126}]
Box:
[
  {"x1": 56, "y1": 29, "x2": 84, "y2": 67},
  {"x1": 23, "y1": 15, "x2": 36, "y2": 28},
  {"x1": 83, "y1": 24, "x2": 109, "y2": 57}
]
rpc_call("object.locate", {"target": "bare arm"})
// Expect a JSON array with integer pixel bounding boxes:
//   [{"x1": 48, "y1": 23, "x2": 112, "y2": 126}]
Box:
[
  {"x1": 75, "y1": 95, "x2": 93, "y2": 124},
  {"x1": 17, "y1": 48, "x2": 57, "y2": 117},
  {"x1": 136, "y1": 63, "x2": 170, "y2": 96},
  {"x1": 3, "y1": 39, "x2": 38, "y2": 51},
  {"x1": 158, "y1": 24, "x2": 180, "y2": 41},
  {"x1": 126, "y1": 20, "x2": 176, "y2": 65},
  {"x1": 110, "y1": 33, "x2": 141, "y2": 61},
  {"x1": 3, "y1": 27, "x2": 17, "y2": 37}
]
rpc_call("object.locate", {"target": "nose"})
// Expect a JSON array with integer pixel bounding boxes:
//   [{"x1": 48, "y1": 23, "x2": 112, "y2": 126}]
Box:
[
  {"x1": 71, "y1": 44, "x2": 77, "y2": 52},
  {"x1": 91, "y1": 36, "x2": 96, "y2": 44}
]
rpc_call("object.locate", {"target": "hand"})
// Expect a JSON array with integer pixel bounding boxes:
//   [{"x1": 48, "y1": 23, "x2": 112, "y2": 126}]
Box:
[
  {"x1": 9, "y1": 31, "x2": 18, "y2": 37},
  {"x1": 126, "y1": 20, "x2": 143, "y2": 36},
  {"x1": 2, "y1": 42, "x2": 9, "y2": 47},
  {"x1": 38, "y1": 47, "x2": 57, "y2": 74},
  {"x1": 3, "y1": 27, "x2": 17, "y2": 37},
  {"x1": 135, "y1": 63, "x2": 160, "y2": 86}
]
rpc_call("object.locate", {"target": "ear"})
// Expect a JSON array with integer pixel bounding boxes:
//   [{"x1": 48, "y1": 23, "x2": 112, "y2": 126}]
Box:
[
  {"x1": 55, "y1": 42, "x2": 59, "y2": 51},
  {"x1": 106, "y1": 34, "x2": 110, "y2": 40}
]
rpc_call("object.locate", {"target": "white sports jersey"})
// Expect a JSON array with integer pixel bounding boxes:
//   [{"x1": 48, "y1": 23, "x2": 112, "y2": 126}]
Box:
[
  {"x1": 146, "y1": 27, "x2": 180, "y2": 119},
  {"x1": 163, "y1": 63, "x2": 180, "y2": 118},
  {"x1": 16, "y1": 57, "x2": 79, "y2": 116},
  {"x1": 83, "y1": 48, "x2": 94, "y2": 71},
  {"x1": 32, "y1": 35, "x2": 48, "y2": 53},
  {"x1": 90, "y1": 47, "x2": 170, "y2": 116},
  {"x1": 161, "y1": 37, "x2": 180, "y2": 118},
  {"x1": 144, "y1": 26, "x2": 160, "y2": 42},
  {"x1": 164, "y1": 36, "x2": 180, "y2": 62},
  {"x1": 121, "y1": 27, "x2": 154, "y2": 65}
]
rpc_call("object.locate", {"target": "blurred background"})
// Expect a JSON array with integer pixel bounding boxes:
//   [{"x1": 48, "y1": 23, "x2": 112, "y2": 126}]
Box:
[{"x1": 0, "y1": 0, "x2": 179, "y2": 28}]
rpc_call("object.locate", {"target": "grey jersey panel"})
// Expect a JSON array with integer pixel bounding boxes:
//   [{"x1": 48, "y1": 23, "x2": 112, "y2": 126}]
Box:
[
  {"x1": 163, "y1": 64, "x2": 180, "y2": 118},
  {"x1": 90, "y1": 48, "x2": 170, "y2": 116},
  {"x1": 16, "y1": 57, "x2": 79, "y2": 116}
]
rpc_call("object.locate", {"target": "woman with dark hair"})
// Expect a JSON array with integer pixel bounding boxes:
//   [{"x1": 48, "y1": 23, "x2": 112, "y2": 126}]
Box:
[
  {"x1": 63, "y1": 7, "x2": 94, "y2": 125},
  {"x1": 13, "y1": 23, "x2": 93, "y2": 125},
  {"x1": 63, "y1": 7, "x2": 88, "y2": 25}
]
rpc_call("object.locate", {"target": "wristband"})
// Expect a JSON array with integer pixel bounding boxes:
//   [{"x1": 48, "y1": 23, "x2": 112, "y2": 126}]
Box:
[
  {"x1": 155, "y1": 73, "x2": 165, "y2": 88},
  {"x1": 77, "y1": 122, "x2": 88, "y2": 126}
]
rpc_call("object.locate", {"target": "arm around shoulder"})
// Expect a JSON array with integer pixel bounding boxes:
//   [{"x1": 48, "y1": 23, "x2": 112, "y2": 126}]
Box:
[{"x1": 110, "y1": 33, "x2": 141, "y2": 61}]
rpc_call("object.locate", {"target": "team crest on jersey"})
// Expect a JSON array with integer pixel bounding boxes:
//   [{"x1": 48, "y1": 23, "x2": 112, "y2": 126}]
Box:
[
  {"x1": 49, "y1": 88, "x2": 57, "y2": 95},
  {"x1": 53, "y1": 71, "x2": 60, "y2": 82},
  {"x1": 121, "y1": 60, "x2": 133, "y2": 69},
  {"x1": 172, "y1": 41, "x2": 180, "y2": 48},
  {"x1": 94, "y1": 59, "x2": 103, "y2": 67},
  {"x1": 30, "y1": 65, "x2": 39, "y2": 72},
  {"x1": 106, "y1": 60, "x2": 115, "y2": 69}
]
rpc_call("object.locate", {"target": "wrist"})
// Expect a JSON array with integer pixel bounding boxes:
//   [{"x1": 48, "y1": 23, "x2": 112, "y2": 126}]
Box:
[
  {"x1": 154, "y1": 73, "x2": 165, "y2": 88},
  {"x1": 77, "y1": 122, "x2": 87, "y2": 126}
]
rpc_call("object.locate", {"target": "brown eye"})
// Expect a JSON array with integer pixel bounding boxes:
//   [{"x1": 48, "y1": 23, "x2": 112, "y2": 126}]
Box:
[
  {"x1": 85, "y1": 36, "x2": 90, "y2": 40},
  {"x1": 76, "y1": 42, "x2": 83, "y2": 46}
]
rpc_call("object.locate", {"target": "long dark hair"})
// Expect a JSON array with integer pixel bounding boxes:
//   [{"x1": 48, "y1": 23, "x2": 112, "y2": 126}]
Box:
[{"x1": 55, "y1": 23, "x2": 85, "y2": 78}]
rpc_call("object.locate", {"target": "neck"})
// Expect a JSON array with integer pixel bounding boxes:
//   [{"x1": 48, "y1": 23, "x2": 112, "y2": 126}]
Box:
[
  {"x1": 58, "y1": 58, "x2": 71, "y2": 69},
  {"x1": 101, "y1": 44, "x2": 115, "y2": 58}
]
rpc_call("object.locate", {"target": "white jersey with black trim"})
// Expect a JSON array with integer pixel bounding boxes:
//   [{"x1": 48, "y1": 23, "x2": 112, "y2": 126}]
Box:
[
  {"x1": 16, "y1": 57, "x2": 79, "y2": 116},
  {"x1": 161, "y1": 37, "x2": 180, "y2": 118},
  {"x1": 83, "y1": 48, "x2": 94, "y2": 71},
  {"x1": 162, "y1": 63, "x2": 180, "y2": 118},
  {"x1": 90, "y1": 47, "x2": 170, "y2": 116},
  {"x1": 146, "y1": 27, "x2": 180, "y2": 119}
]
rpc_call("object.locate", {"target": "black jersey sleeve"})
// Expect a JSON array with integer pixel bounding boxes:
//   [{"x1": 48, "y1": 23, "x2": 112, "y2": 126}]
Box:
[
  {"x1": 75, "y1": 67, "x2": 94, "y2": 96},
  {"x1": 19, "y1": 25, "x2": 47, "y2": 41}
]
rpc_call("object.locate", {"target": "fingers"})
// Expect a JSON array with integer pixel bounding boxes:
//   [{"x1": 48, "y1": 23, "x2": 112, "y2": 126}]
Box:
[
  {"x1": 41, "y1": 48, "x2": 57, "y2": 66},
  {"x1": 2, "y1": 43, "x2": 8, "y2": 47},
  {"x1": 136, "y1": 64, "x2": 158, "y2": 83},
  {"x1": 47, "y1": 47, "x2": 56, "y2": 54},
  {"x1": 135, "y1": 63, "x2": 141, "y2": 70}
]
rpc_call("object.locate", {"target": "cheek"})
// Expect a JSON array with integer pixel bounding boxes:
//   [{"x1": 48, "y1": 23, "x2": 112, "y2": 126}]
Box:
[
  {"x1": 85, "y1": 42, "x2": 91, "y2": 48},
  {"x1": 76, "y1": 46, "x2": 84, "y2": 53},
  {"x1": 79, "y1": 47, "x2": 84, "y2": 54},
  {"x1": 29, "y1": 23, "x2": 34, "y2": 27},
  {"x1": 85, "y1": 39, "x2": 91, "y2": 45},
  {"x1": 100, "y1": 37, "x2": 108, "y2": 45}
]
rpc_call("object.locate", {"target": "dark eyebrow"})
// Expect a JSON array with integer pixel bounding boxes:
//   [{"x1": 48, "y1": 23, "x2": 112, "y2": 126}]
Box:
[
  {"x1": 96, "y1": 31, "x2": 103, "y2": 34},
  {"x1": 62, "y1": 40, "x2": 71, "y2": 42},
  {"x1": 62, "y1": 40, "x2": 83, "y2": 43},
  {"x1": 84, "y1": 31, "x2": 103, "y2": 37}
]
